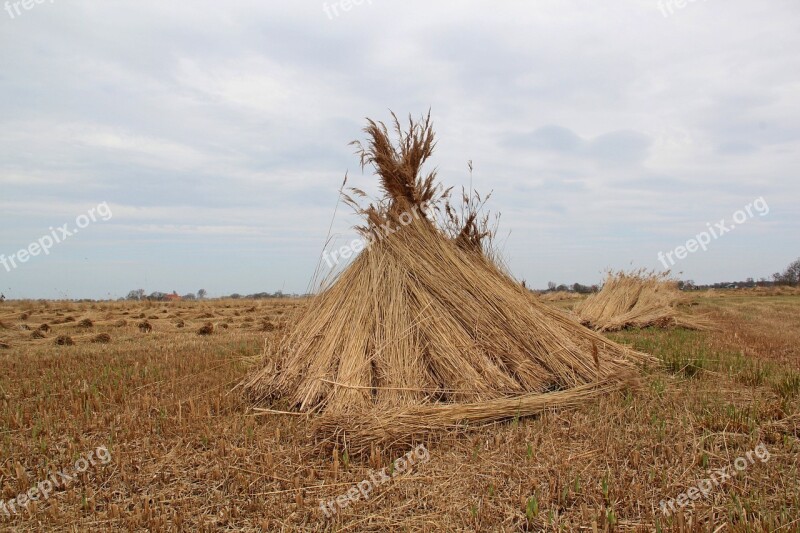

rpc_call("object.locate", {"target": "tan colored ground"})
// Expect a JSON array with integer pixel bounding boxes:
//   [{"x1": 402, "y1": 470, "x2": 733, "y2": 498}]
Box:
[{"x1": 0, "y1": 292, "x2": 797, "y2": 531}]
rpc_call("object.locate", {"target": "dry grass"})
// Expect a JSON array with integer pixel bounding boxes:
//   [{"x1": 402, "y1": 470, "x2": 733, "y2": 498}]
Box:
[
  {"x1": 574, "y1": 270, "x2": 712, "y2": 332},
  {"x1": 91, "y1": 333, "x2": 112, "y2": 344},
  {"x1": 54, "y1": 335, "x2": 74, "y2": 346},
  {"x1": 700, "y1": 294, "x2": 800, "y2": 371},
  {"x1": 0, "y1": 295, "x2": 796, "y2": 530},
  {"x1": 538, "y1": 291, "x2": 586, "y2": 303}
]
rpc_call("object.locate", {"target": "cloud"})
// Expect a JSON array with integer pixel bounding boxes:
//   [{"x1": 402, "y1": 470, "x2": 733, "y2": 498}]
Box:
[
  {"x1": 510, "y1": 125, "x2": 583, "y2": 153},
  {"x1": 506, "y1": 125, "x2": 652, "y2": 166},
  {"x1": 0, "y1": 0, "x2": 798, "y2": 298},
  {"x1": 716, "y1": 141, "x2": 759, "y2": 155}
]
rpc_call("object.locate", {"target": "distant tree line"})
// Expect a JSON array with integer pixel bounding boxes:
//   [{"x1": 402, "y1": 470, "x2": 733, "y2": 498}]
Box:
[
  {"x1": 226, "y1": 291, "x2": 293, "y2": 299},
  {"x1": 124, "y1": 289, "x2": 302, "y2": 301},
  {"x1": 125, "y1": 289, "x2": 204, "y2": 301},
  {"x1": 543, "y1": 282, "x2": 599, "y2": 294},
  {"x1": 683, "y1": 257, "x2": 799, "y2": 290}
]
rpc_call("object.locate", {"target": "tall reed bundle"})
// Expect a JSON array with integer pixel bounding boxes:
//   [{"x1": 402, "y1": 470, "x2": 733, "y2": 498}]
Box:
[
  {"x1": 242, "y1": 113, "x2": 653, "y2": 450},
  {"x1": 574, "y1": 270, "x2": 711, "y2": 332}
]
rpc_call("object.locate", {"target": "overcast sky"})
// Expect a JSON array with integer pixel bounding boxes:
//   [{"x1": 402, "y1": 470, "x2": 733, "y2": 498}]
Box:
[{"x1": 1, "y1": 0, "x2": 798, "y2": 299}]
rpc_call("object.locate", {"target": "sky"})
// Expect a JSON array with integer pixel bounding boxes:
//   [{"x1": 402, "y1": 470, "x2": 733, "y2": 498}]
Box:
[{"x1": 1, "y1": 0, "x2": 798, "y2": 299}]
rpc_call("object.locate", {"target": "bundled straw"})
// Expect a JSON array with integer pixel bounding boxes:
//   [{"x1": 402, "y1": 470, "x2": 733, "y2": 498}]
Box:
[
  {"x1": 313, "y1": 380, "x2": 638, "y2": 456},
  {"x1": 574, "y1": 270, "x2": 712, "y2": 332},
  {"x1": 242, "y1": 113, "x2": 654, "y2": 451}
]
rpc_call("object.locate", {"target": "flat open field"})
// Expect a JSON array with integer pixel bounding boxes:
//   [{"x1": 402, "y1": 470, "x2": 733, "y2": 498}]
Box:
[{"x1": 0, "y1": 292, "x2": 798, "y2": 531}]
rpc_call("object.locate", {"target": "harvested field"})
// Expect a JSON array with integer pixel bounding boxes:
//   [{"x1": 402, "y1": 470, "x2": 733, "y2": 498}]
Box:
[
  {"x1": 3, "y1": 3, "x2": 796, "y2": 530},
  {"x1": 0, "y1": 292, "x2": 798, "y2": 531}
]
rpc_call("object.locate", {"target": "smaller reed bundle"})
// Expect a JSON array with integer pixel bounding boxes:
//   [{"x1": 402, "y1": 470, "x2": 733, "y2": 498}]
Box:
[{"x1": 574, "y1": 270, "x2": 712, "y2": 332}]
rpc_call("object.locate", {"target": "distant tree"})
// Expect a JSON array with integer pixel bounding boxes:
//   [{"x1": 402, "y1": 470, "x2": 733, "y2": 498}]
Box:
[
  {"x1": 547, "y1": 282, "x2": 557, "y2": 291},
  {"x1": 572, "y1": 283, "x2": 595, "y2": 294},
  {"x1": 148, "y1": 291, "x2": 167, "y2": 301},
  {"x1": 248, "y1": 292, "x2": 270, "y2": 299},
  {"x1": 776, "y1": 258, "x2": 800, "y2": 285},
  {"x1": 230, "y1": 293, "x2": 242, "y2": 299},
  {"x1": 182, "y1": 293, "x2": 196, "y2": 300},
  {"x1": 555, "y1": 284, "x2": 569, "y2": 292},
  {"x1": 126, "y1": 289, "x2": 145, "y2": 301},
  {"x1": 197, "y1": 289, "x2": 207, "y2": 300}
]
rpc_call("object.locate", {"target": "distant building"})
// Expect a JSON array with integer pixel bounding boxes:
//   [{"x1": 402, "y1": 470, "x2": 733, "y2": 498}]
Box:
[{"x1": 164, "y1": 292, "x2": 182, "y2": 302}]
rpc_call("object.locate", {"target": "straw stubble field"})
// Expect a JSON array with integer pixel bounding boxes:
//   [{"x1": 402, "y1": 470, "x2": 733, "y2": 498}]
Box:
[{"x1": 0, "y1": 292, "x2": 798, "y2": 531}]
